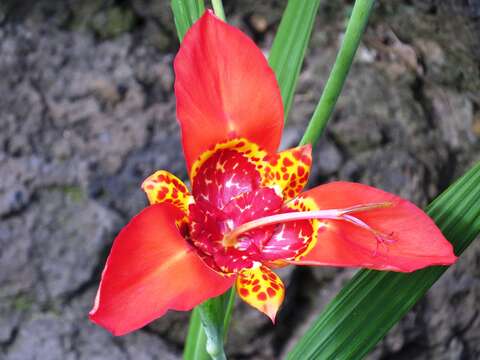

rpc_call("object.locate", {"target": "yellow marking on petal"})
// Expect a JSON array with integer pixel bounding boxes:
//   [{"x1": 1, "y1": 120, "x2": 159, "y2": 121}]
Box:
[
  {"x1": 263, "y1": 145, "x2": 312, "y2": 201},
  {"x1": 190, "y1": 138, "x2": 268, "y2": 181},
  {"x1": 236, "y1": 265, "x2": 285, "y2": 322},
  {"x1": 190, "y1": 139, "x2": 312, "y2": 201},
  {"x1": 287, "y1": 196, "x2": 320, "y2": 261},
  {"x1": 142, "y1": 170, "x2": 192, "y2": 214}
]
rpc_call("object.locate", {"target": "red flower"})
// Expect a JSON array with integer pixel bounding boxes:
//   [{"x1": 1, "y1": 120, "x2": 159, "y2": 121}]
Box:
[{"x1": 89, "y1": 11, "x2": 457, "y2": 336}]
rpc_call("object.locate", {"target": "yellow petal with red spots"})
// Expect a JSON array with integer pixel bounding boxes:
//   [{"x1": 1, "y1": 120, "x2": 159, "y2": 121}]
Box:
[
  {"x1": 190, "y1": 138, "x2": 311, "y2": 202},
  {"x1": 141, "y1": 170, "x2": 192, "y2": 214},
  {"x1": 236, "y1": 265, "x2": 285, "y2": 322},
  {"x1": 287, "y1": 195, "x2": 320, "y2": 261},
  {"x1": 263, "y1": 145, "x2": 312, "y2": 200},
  {"x1": 190, "y1": 138, "x2": 267, "y2": 181},
  {"x1": 264, "y1": 195, "x2": 320, "y2": 266}
]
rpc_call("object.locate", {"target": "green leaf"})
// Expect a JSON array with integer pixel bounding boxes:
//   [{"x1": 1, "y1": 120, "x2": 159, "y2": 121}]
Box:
[
  {"x1": 268, "y1": 0, "x2": 321, "y2": 123},
  {"x1": 300, "y1": 0, "x2": 375, "y2": 146},
  {"x1": 184, "y1": 307, "x2": 210, "y2": 360},
  {"x1": 288, "y1": 161, "x2": 480, "y2": 359},
  {"x1": 184, "y1": 288, "x2": 236, "y2": 360},
  {"x1": 211, "y1": 0, "x2": 226, "y2": 22},
  {"x1": 171, "y1": 0, "x2": 205, "y2": 41}
]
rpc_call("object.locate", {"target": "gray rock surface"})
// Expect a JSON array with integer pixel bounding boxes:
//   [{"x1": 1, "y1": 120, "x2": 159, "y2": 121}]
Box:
[{"x1": 0, "y1": 1, "x2": 479, "y2": 359}]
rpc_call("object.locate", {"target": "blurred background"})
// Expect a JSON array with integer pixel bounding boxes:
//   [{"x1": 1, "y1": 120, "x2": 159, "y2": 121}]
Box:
[{"x1": 1, "y1": 0, "x2": 480, "y2": 359}]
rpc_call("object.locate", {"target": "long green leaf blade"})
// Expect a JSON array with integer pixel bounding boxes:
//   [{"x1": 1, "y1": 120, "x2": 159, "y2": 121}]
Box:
[
  {"x1": 171, "y1": 0, "x2": 205, "y2": 41},
  {"x1": 184, "y1": 307, "x2": 210, "y2": 360},
  {"x1": 300, "y1": 0, "x2": 375, "y2": 146},
  {"x1": 268, "y1": 0, "x2": 321, "y2": 122},
  {"x1": 288, "y1": 161, "x2": 480, "y2": 359},
  {"x1": 184, "y1": 288, "x2": 236, "y2": 360}
]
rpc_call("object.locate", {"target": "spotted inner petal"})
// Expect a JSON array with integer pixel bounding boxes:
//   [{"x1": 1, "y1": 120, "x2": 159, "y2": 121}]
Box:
[
  {"x1": 261, "y1": 196, "x2": 319, "y2": 263},
  {"x1": 189, "y1": 187, "x2": 284, "y2": 273},
  {"x1": 142, "y1": 170, "x2": 192, "y2": 214},
  {"x1": 236, "y1": 265, "x2": 285, "y2": 322},
  {"x1": 188, "y1": 138, "x2": 316, "y2": 275},
  {"x1": 263, "y1": 145, "x2": 312, "y2": 200}
]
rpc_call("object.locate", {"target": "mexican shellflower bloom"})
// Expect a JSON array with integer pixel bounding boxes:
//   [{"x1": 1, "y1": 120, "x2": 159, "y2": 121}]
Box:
[{"x1": 89, "y1": 11, "x2": 457, "y2": 336}]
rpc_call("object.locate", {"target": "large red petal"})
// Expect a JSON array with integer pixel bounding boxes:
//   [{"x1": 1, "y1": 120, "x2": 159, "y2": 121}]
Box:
[
  {"x1": 89, "y1": 204, "x2": 234, "y2": 335},
  {"x1": 174, "y1": 11, "x2": 284, "y2": 172},
  {"x1": 294, "y1": 182, "x2": 457, "y2": 272}
]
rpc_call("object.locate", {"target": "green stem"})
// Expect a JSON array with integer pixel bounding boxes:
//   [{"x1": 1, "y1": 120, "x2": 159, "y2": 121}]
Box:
[
  {"x1": 186, "y1": 287, "x2": 235, "y2": 360},
  {"x1": 184, "y1": 307, "x2": 209, "y2": 360},
  {"x1": 299, "y1": 0, "x2": 375, "y2": 146},
  {"x1": 211, "y1": 0, "x2": 226, "y2": 21},
  {"x1": 222, "y1": 286, "x2": 236, "y2": 338}
]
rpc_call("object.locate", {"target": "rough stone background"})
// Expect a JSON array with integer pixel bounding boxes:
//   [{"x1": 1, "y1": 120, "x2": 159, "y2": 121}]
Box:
[{"x1": 1, "y1": 0, "x2": 479, "y2": 359}]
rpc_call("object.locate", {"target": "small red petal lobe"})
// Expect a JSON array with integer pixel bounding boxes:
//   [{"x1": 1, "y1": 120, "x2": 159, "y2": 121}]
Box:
[
  {"x1": 174, "y1": 11, "x2": 284, "y2": 172},
  {"x1": 89, "y1": 204, "x2": 234, "y2": 336},
  {"x1": 294, "y1": 182, "x2": 457, "y2": 272}
]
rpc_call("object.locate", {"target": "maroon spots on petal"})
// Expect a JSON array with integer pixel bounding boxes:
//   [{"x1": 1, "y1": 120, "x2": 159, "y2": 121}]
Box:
[
  {"x1": 267, "y1": 287, "x2": 276, "y2": 298},
  {"x1": 178, "y1": 184, "x2": 187, "y2": 193},
  {"x1": 283, "y1": 157, "x2": 294, "y2": 167},
  {"x1": 252, "y1": 285, "x2": 261, "y2": 292},
  {"x1": 262, "y1": 274, "x2": 268, "y2": 280},
  {"x1": 270, "y1": 282, "x2": 280, "y2": 290},
  {"x1": 257, "y1": 292, "x2": 267, "y2": 301},
  {"x1": 239, "y1": 288, "x2": 249, "y2": 297},
  {"x1": 252, "y1": 279, "x2": 260, "y2": 286},
  {"x1": 282, "y1": 173, "x2": 289, "y2": 181},
  {"x1": 297, "y1": 166, "x2": 305, "y2": 177},
  {"x1": 269, "y1": 158, "x2": 278, "y2": 166}
]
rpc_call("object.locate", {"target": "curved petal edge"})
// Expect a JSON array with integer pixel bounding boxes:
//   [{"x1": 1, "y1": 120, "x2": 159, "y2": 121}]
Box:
[
  {"x1": 89, "y1": 203, "x2": 234, "y2": 335},
  {"x1": 294, "y1": 182, "x2": 457, "y2": 272},
  {"x1": 174, "y1": 11, "x2": 284, "y2": 173}
]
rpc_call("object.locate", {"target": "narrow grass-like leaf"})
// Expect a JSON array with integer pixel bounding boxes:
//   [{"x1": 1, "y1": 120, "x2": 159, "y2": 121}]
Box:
[
  {"x1": 184, "y1": 307, "x2": 210, "y2": 360},
  {"x1": 184, "y1": 288, "x2": 236, "y2": 360},
  {"x1": 300, "y1": 0, "x2": 375, "y2": 146},
  {"x1": 171, "y1": 0, "x2": 205, "y2": 41},
  {"x1": 268, "y1": 0, "x2": 321, "y2": 122},
  {"x1": 211, "y1": 0, "x2": 226, "y2": 21},
  {"x1": 288, "y1": 161, "x2": 480, "y2": 360}
]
